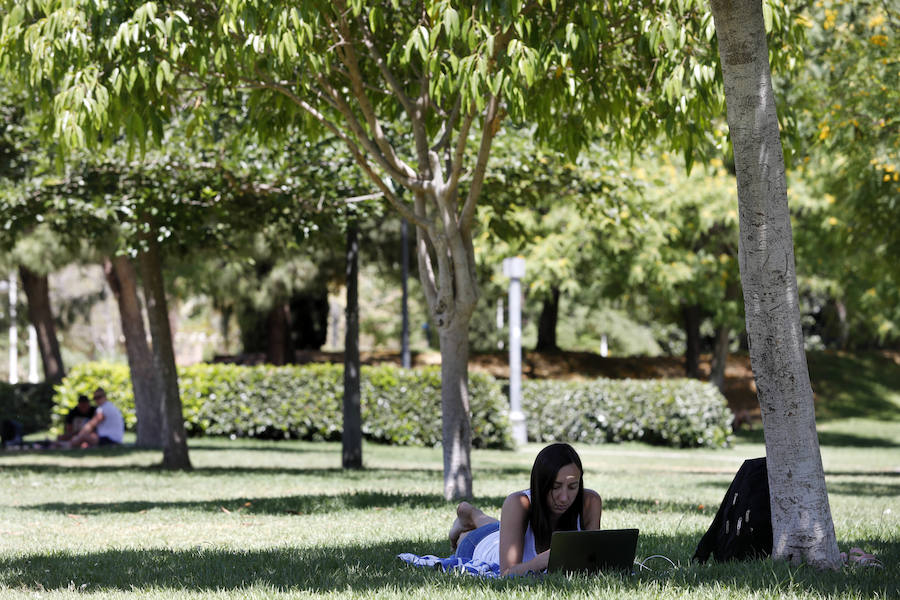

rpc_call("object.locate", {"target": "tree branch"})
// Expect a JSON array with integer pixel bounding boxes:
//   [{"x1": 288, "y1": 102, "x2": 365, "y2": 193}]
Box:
[{"x1": 461, "y1": 94, "x2": 501, "y2": 232}]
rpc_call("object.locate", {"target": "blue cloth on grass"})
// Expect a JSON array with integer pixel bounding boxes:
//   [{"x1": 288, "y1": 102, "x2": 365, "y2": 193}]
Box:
[
  {"x1": 397, "y1": 553, "x2": 501, "y2": 577},
  {"x1": 398, "y1": 522, "x2": 501, "y2": 577}
]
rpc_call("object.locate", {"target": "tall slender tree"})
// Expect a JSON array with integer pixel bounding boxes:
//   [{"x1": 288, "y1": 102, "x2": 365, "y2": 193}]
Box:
[
  {"x1": 709, "y1": 0, "x2": 841, "y2": 569},
  {"x1": 103, "y1": 254, "x2": 163, "y2": 448}
]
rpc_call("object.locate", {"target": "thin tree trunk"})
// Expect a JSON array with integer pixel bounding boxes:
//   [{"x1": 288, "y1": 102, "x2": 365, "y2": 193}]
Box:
[
  {"x1": 683, "y1": 304, "x2": 702, "y2": 379},
  {"x1": 438, "y1": 320, "x2": 473, "y2": 500},
  {"x1": 265, "y1": 302, "x2": 292, "y2": 365},
  {"x1": 535, "y1": 286, "x2": 560, "y2": 352},
  {"x1": 103, "y1": 255, "x2": 163, "y2": 448},
  {"x1": 342, "y1": 222, "x2": 362, "y2": 469},
  {"x1": 17, "y1": 266, "x2": 64, "y2": 384},
  {"x1": 138, "y1": 237, "x2": 191, "y2": 470},
  {"x1": 709, "y1": 324, "x2": 729, "y2": 393},
  {"x1": 401, "y1": 218, "x2": 411, "y2": 369},
  {"x1": 710, "y1": 0, "x2": 840, "y2": 569}
]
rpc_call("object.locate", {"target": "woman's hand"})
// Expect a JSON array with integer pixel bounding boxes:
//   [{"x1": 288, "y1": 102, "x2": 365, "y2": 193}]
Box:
[{"x1": 502, "y1": 549, "x2": 551, "y2": 576}]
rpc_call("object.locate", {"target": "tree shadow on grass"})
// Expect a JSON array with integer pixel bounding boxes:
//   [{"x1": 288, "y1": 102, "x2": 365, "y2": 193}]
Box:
[
  {"x1": 0, "y1": 460, "x2": 528, "y2": 480},
  {"x1": 826, "y1": 480, "x2": 900, "y2": 498},
  {"x1": 20, "y1": 491, "x2": 509, "y2": 516},
  {"x1": 18, "y1": 491, "x2": 711, "y2": 519},
  {"x1": 734, "y1": 428, "x2": 900, "y2": 448},
  {"x1": 694, "y1": 473, "x2": 900, "y2": 499},
  {"x1": 0, "y1": 533, "x2": 895, "y2": 597}
]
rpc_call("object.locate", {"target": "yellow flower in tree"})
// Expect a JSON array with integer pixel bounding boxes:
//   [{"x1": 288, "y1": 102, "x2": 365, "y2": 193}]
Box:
[
  {"x1": 823, "y1": 9, "x2": 837, "y2": 30},
  {"x1": 870, "y1": 35, "x2": 888, "y2": 47},
  {"x1": 819, "y1": 124, "x2": 831, "y2": 140},
  {"x1": 867, "y1": 13, "x2": 886, "y2": 29}
]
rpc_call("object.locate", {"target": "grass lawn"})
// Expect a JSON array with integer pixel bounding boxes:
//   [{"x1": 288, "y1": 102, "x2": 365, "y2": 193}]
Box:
[{"x1": 1, "y1": 420, "x2": 897, "y2": 600}]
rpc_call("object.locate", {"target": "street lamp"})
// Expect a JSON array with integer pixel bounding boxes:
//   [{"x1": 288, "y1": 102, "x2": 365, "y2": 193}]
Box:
[{"x1": 502, "y1": 257, "x2": 527, "y2": 446}]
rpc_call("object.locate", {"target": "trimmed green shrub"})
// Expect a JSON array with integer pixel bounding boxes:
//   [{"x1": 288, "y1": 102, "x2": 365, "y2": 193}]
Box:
[
  {"x1": 522, "y1": 378, "x2": 733, "y2": 448},
  {"x1": 54, "y1": 362, "x2": 513, "y2": 449},
  {"x1": 0, "y1": 381, "x2": 56, "y2": 434}
]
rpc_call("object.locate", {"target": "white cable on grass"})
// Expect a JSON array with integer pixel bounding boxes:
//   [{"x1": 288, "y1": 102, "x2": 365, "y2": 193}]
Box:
[{"x1": 634, "y1": 555, "x2": 677, "y2": 573}]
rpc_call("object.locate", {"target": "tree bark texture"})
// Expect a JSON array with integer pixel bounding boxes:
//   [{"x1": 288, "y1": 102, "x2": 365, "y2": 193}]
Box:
[
  {"x1": 438, "y1": 320, "x2": 473, "y2": 500},
  {"x1": 138, "y1": 238, "x2": 192, "y2": 470},
  {"x1": 342, "y1": 222, "x2": 362, "y2": 469},
  {"x1": 683, "y1": 304, "x2": 702, "y2": 379},
  {"x1": 103, "y1": 255, "x2": 164, "y2": 448},
  {"x1": 17, "y1": 266, "x2": 65, "y2": 384},
  {"x1": 535, "y1": 286, "x2": 560, "y2": 352},
  {"x1": 710, "y1": 0, "x2": 840, "y2": 569}
]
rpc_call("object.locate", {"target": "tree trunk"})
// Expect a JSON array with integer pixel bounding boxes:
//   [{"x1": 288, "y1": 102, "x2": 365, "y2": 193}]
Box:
[
  {"x1": 438, "y1": 320, "x2": 473, "y2": 500},
  {"x1": 138, "y1": 237, "x2": 192, "y2": 470},
  {"x1": 17, "y1": 266, "x2": 65, "y2": 384},
  {"x1": 342, "y1": 222, "x2": 362, "y2": 469},
  {"x1": 710, "y1": 0, "x2": 840, "y2": 569},
  {"x1": 265, "y1": 302, "x2": 292, "y2": 365},
  {"x1": 401, "y1": 218, "x2": 411, "y2": 369},
  {"x1": 683, "y1": 304, "x2": 702, "y2": 379},
  {"x1": 535, "y1": 286, "x2": 560, "y2": 352},
  {"x1": 103, "y1": 255, "x2": 164, "y2": 448},
  {"x1": 709, "y1": 324, "x2": 729, "y2": 393}
]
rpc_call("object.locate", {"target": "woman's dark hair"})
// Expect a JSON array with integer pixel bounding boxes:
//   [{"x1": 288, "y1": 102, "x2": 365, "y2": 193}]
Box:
[{"x1": 528, "y1": 442, "x2": 584, "y2": 552}]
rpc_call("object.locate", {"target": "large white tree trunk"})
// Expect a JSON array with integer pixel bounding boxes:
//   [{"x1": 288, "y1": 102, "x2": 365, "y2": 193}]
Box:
[{"x1": 709, "y1": 0, "x2": 841, "y2": 569}]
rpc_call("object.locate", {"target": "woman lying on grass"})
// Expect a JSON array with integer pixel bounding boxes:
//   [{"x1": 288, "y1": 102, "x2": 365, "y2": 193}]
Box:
[{"x1": 448, "y1": 442, "x2": 603, "y2": 576}]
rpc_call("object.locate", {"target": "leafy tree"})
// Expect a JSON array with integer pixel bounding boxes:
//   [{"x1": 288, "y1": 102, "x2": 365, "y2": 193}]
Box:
[
  {"x1": 709, "y1": 0, "x2": 840, "y2": 569},
  {"x1": 5, "y1": 0, "x2": 808, "y2": 499},
  {"x1": 790, "y1": 1, "x2": 900, "y2": 347},
  {"x1": 622, "y1": 152, "x2": 742, "y2": 382},
  {"x1": 0, "y1": 87, "x2": 69, "y2": 384}
]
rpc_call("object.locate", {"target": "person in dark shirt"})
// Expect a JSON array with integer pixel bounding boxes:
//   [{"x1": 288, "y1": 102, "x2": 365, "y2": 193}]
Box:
[{"x1": 60, "y1": 395, "x2": 95, "y2": 441}]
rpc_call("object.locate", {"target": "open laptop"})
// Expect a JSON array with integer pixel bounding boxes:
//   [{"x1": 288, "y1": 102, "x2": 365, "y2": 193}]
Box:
[{"x1": 546, "y1": 529, "x2": 639, "y2": 574}]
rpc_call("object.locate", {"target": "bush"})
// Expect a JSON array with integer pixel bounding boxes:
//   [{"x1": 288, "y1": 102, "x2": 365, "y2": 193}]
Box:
[
  {"x1": 521, "y1": 378, "x2": 733, "y2": 448},
  {"x1": 0, "y1": 381, "x2": 56, "y2": 434},
  {"x1": 54, "y1": 362, "x2": 513, "y2": 449}
]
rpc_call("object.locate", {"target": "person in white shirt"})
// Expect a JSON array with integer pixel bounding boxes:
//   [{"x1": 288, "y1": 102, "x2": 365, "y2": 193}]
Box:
[
  {"x1": 65, "y1": 387, "x2": 125, "y2": 448},
  {"x1": 448, "y1": 442, "x2": 603, "y2": 576}
]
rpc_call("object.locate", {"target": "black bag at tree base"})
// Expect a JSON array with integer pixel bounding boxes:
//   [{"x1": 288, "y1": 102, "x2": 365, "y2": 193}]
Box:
[{"x1": 693, "y1": 457, "x2": 773, "y2": 562}]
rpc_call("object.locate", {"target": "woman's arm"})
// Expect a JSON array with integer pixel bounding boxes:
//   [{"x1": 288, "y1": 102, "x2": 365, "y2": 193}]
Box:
[
  {"x1": 582, "y1": 489, "x2": 603, "y2": 530},
  {"x1": 498, "y1": 492, "x2": 550, "y2": 576}
]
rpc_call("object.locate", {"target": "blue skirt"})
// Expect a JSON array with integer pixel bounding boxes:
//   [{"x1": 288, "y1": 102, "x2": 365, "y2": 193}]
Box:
[{"x1": 455, "y1": 522, "x2": 500, "y2": 560}]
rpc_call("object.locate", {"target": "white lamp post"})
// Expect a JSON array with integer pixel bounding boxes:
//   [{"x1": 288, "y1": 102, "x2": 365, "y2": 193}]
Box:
[
  {"x1": 8, "y1": 274, "x2": 17, "y2": 383},
  {"x1": 502, "y1": 257, "x2": 527, "y2": 446}
]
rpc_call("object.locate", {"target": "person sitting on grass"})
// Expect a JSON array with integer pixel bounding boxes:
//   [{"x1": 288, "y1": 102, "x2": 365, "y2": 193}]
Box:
[
  {"x1": 58, "y1": 394, "x2": 95, "y2": 442},
  {"x1": 64, "y1": 387, "x2": 124, "y2": 448},
  {"x1": 447, "y1": 442, "x2": 603, "y2": 576}
]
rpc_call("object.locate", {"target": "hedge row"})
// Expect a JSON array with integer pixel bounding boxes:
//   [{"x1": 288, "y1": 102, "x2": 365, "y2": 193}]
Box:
[
  {"x1": 53, "y1": 362, "x2": 514, "y2": 449},
  {"x1": 52, "y1": 362, "x2": 732, "y2": 449},
  {"x1": 522, "y1": 378, "x2": 733, "y2": 448}
]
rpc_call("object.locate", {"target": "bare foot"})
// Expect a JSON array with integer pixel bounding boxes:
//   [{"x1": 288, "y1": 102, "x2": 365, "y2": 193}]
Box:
[{"x1": 449, "y1": 501, "x2": 475, "y2": 550}]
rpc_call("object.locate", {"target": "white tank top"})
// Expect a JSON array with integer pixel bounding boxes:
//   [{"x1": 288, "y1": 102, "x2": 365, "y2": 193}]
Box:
[{"x1": 471, "y1": 489, "x2": 582, "y2": 565}]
